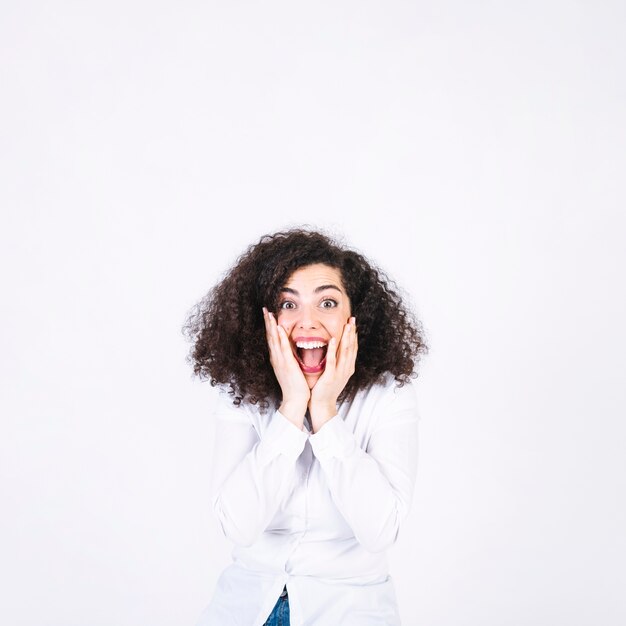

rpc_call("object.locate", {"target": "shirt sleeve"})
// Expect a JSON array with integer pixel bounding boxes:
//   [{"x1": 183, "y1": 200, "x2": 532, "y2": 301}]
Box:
[
  {"x1": 308, "y1": 381, "x2": 419, "y2": 553},
  {"x1": 209, "y1": 392, "x2": 309, "y2": 547}
]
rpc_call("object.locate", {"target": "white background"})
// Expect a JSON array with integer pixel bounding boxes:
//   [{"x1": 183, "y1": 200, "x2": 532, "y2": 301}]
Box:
[{"x1": 1, "y1": 1, "x2": 625, "y2": 625}]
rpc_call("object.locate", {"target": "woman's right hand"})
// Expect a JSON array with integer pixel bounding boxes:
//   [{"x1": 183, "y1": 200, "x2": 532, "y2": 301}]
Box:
[{"x1": 263, "y1": 307, "x2": 310, "y2": 428}]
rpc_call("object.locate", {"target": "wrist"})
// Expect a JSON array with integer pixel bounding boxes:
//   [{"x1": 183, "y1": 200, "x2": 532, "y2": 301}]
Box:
[
  {"x1": 309, "y1": 401, "x2": 338, "y2": 426},
  {"x1": 279, "y1": 400, "x2": 307, "y2": 427}
]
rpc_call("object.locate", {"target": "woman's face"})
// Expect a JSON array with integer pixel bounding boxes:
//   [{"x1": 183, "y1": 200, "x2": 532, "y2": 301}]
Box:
[{"x1": 276, "y1": 263, "x2": 352, "y2": 389}]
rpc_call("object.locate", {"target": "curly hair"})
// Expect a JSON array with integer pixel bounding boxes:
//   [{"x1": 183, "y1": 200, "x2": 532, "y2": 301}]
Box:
[{"x1": 182, "y1": 227, "x2": 428, "y2": 409}]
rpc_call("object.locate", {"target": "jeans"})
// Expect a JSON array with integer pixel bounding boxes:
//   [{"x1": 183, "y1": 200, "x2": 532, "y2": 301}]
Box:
[{"x1": 262, "y1": 585, "x2": 290, "y2": 626}]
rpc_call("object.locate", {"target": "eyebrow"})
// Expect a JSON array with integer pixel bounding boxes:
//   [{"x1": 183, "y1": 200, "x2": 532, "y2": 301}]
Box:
[{"x1": 280, "y1": 284, "x2": 344, "y2": 295}]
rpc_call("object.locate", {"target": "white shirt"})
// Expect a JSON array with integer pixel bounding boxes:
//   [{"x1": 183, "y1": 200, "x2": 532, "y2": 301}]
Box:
[{"x1": 195, "y1": 373, "x2": 419, "y2": 626}]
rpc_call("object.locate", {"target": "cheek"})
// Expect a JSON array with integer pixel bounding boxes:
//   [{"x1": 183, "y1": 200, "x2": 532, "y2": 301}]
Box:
[
  {"x1": 331, "y1": 315, "x2": 349, "y2": 338},
  {"x1": 275, "y1": 314, "x2": 293, "y2": 332}
]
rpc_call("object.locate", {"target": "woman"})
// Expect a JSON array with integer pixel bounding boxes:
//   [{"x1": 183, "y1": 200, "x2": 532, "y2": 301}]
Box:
[{"x1": 184, "y1": 228, "x2": 427, "y2": 626}]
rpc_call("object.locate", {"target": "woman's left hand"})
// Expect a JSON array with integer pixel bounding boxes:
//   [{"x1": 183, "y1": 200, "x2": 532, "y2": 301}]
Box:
[{"x1": 309, "y1": 317, "x2": 358, "y2": 432}]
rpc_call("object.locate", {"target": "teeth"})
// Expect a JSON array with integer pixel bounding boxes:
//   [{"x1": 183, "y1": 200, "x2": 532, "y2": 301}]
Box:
[{"x1": 295, "y1": 340, "x2": 327, "y2": 349}]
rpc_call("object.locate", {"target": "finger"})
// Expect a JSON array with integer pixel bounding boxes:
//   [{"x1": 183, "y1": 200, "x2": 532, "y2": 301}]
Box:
[
  {"x1": 337, "y1": 318, "x2": 357, "y2": 372},
  {"x1": 267, "y1": 310, "x2": 280, "y2": 344},
  {"x1": 324, "y1": 336, "x2": 338, "y2": 373},
  {"x1": 264, "y1": 311, "x2": 285, "y2": 369},
  {"x1": 270, "y1": 314, "x2": 299, "y2": 370},
  {"x1": 348, "y1": 322, "x2": 358, "y2": 374},
  {"x1": 348, "y1": 317, "x2": 357, "y2": 351},
  {"x1": 276, "y1": 323, "x2": 296, "y2": 362},
  {"x1": 336, "y1": 319, "x2": 353, "y2": 358},
  {"x1": 262, "y1": 307, "x2": 274, "y2": 346},
  {"x1": 263, "y1": 307, "x2": 274, "y2": 339},
  {"x1": 349, "y1": 317, "x2": 356, "y2": 348},
  {"x1": 262, "y1": 307, "x2": 268, "y2": 331}
]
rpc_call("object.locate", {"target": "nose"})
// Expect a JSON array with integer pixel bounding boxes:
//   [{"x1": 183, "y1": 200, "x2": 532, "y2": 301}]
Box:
[{"x1": 296, "y1": 303, "x2": 320, "y2": 329}]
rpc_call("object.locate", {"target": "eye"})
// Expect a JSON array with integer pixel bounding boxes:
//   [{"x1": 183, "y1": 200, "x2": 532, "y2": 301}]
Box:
[
  {"x1": 279, "y1": 300, "x2": 296, "y2": 310},
  {"x1": 321, "y1": 299, "x2": 338, "y2": 309}
]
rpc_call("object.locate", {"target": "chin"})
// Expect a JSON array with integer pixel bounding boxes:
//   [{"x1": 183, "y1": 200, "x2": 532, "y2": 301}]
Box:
[{"x1": 305, "y1": 373, "x2": 322, "y2": 389}]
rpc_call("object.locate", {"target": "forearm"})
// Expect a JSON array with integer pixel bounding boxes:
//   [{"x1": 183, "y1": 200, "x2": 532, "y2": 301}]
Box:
[
  {"x1": 309, "y1": 412, "x2": 418, "y2": 553},
  {"x1": 212, "y1": 411, "x2": 308, "y2": 546},
  {"x1": 213, "y1": 444, "x2": 300, "y2": 546}
]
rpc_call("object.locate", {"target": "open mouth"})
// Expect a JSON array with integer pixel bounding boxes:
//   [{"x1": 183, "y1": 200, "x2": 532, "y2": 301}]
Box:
[{"x1": 294, "y1": 338, "x2": 328, "y2": 374}]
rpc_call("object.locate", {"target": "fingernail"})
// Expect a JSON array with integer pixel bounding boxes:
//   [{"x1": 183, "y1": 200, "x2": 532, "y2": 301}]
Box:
[{"x1": 262, "y1": 307, "x2": 267, "y2": 314}]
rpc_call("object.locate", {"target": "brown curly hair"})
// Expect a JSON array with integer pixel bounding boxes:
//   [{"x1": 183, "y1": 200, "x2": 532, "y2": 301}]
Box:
[{"x1": 182, "y1": 227, "x2": 427, "y2": 409}]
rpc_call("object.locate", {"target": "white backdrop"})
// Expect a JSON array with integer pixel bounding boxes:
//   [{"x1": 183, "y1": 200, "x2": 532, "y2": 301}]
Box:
[{"x1": 1, "y1": 1, "x2": 625, "y2": 625}]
